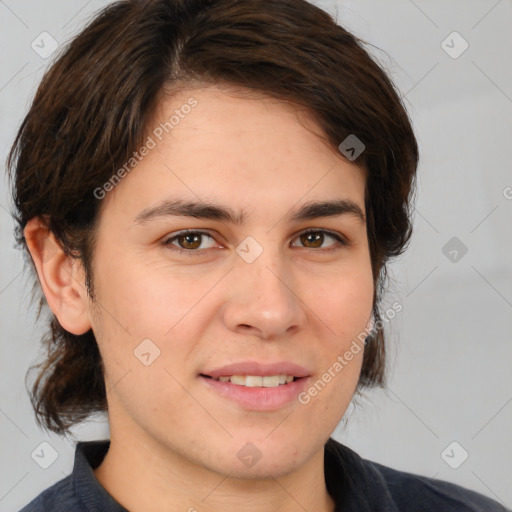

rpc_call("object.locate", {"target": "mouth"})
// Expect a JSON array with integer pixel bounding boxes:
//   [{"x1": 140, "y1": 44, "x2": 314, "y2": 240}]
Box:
[
  {"x1": 198, "y1": 373, "x2": 310, "y2": 411},
  {"x1": 199, "y1": 373, "x2": 303, "y2": 387},
  {"x1": 197, "y1": 361, "x2": 311, "y2": 410}
]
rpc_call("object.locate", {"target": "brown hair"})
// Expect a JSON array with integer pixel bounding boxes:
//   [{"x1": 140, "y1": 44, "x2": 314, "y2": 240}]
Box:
[{"x1": 7, "y1": 0, "x2": 418, "y2": 436}]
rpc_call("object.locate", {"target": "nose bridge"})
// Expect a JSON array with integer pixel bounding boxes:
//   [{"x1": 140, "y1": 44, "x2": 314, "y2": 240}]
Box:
[
  {"x1": 223, "y1": 236, "x2": 305, "y2": 337},
  {"x1": 239, "y1": 238, "x2": 295, "y2": 309}
]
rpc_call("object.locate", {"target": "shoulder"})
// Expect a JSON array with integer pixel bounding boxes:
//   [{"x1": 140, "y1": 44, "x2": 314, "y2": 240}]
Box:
[
  {"x1": 369, "y1": 458, "x2": 510, "y2": 512},
  {"x1": 325, "y1": 438, "x2": 510, "y2": 512},
  {"x1": 18, "y1": 474, "x2": 86, "y2": 512}
]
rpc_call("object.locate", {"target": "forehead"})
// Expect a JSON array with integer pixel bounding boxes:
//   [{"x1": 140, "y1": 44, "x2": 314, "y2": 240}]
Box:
[
  {"x1": 149, "y1": 83, "x2": 353, "y2": 167},
  {"x1": 100, "y1": 84, "x2": 366, "y2": 222}
]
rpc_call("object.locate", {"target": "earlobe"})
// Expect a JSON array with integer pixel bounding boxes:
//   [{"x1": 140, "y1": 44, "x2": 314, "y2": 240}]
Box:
[{"x1": 24, "y1": 217, "x2": 92, "y2": 335}]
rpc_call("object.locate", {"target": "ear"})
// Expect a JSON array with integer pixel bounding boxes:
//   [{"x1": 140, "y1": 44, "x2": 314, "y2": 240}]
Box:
[{"x1": 24, "y1": 217, "x2": 92, "y2": 335}]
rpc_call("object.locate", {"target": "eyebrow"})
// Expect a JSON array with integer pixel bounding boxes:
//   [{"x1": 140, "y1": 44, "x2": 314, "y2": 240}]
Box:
[{"x1": 133, "y1": 198, "x2": 366, "y2": 226}]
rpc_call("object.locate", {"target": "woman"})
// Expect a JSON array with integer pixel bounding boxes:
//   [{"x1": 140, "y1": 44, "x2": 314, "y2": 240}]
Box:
[{"x1": 9, "y1": 0, "x2": 510, "y2": 510}]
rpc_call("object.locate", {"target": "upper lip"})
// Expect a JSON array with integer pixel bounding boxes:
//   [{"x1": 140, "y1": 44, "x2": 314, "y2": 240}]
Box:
[{"x1": 201, "y1": 361, "x2": 311, "y2": 379}]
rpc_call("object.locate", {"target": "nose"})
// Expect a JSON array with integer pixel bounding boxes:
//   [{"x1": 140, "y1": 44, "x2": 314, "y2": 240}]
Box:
[{"x1": 221, "y1": 243, "x2": 307, "y2": 340}]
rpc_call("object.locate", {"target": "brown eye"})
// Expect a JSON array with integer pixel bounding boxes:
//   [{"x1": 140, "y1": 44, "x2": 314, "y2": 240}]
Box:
[
  {"x1": 176, "y1": 233, "x2": 202, "y2": 250},
  {"x1": 292, "y1": 230, "x2": 346, "y2": 250},
  {"x1": 163, "y1": 230, "x2": 218, "y2": 253},
  {"x1": 300, "y1": 232, "x2": 324, "y2": 248}
]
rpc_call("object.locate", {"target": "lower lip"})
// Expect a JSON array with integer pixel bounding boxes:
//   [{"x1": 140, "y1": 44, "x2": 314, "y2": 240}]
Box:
[{"x1": 199, "y1": 375, "x2": 310, "y2": 411}]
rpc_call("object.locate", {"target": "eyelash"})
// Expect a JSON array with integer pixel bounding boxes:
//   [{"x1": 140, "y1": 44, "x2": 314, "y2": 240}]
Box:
[{"x1": 162, "y1": 229, "x2": 349, "y2": 255}]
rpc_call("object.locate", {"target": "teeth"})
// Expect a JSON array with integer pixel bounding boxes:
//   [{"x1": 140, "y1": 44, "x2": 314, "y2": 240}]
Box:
[{"x1": 214, "y1": 374, "x2": 296, "y2": 387}]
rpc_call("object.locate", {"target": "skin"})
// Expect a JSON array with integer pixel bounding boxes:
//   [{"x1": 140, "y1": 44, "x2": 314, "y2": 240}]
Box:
[{"x1": 25, "y1": 84, "x2": 374, "y2": 512}]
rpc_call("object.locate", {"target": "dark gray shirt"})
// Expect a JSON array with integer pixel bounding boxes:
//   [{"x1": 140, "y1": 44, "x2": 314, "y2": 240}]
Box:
[{"x1": 19, "y1": 438, "x2": 510, "y2": 511}]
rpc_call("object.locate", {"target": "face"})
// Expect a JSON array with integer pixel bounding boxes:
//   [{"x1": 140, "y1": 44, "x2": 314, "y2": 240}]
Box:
[{"x1": 86, "y1": 84, "x2": 374, "y2": 479}]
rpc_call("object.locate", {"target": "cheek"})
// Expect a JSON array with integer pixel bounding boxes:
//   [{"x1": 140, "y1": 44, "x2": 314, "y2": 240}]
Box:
[
  {"x1": 89, "y1": 264, "x2": 202, "y2": 414},
  {"x1": 309, "y1": 263, "x2": 374, "y2": 343},
  {"x1": 90, "y1": 257, "x2": 222, "y2": 398},
  {"x1": 94, "y1": 252, "x2": 208, "y2": 337}
]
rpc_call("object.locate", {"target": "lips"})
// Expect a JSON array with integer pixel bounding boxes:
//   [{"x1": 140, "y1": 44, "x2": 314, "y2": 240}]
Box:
[
  {"x1": 200, "y1": 360, "x2": 311, "y2": 379},
  {"x1": 199, "y1": 369, "x2": 311, "y2": 411}
]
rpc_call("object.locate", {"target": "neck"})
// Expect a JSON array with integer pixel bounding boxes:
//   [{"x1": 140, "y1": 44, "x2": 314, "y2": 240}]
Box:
[{"x1": 93, "y1": 424, "x2": 336, "y2": 512}]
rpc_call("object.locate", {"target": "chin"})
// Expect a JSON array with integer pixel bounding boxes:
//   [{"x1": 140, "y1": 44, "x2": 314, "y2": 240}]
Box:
[{"x1": 213, "y1": 436, "x2": 309, "y2": 479}]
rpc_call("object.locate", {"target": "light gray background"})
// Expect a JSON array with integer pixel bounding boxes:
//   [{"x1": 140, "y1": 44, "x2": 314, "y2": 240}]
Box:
[{"x1": 1, "y1": 1, "x2": 511, "y2": 510}]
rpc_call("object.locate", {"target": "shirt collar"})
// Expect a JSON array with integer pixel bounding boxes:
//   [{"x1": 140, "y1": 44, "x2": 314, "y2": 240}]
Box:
[
  {"x1": 73, "y1": 440, "x2": 128, "y2": 512},
  {"x1": 325, "y1": 437, "x2": 399, "y2": 511},
  {"x1": 72, "y1": 437, "x2": 397, "y2": 512}
]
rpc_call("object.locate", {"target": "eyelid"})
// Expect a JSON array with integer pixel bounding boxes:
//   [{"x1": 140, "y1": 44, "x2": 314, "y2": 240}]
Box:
[
  {"x1": 162, "y1": 229, "x2": 220, "y2": 250},
  {"x1": 293, "y1": 228, "x2": 349, "y2": 248},
  {"x1": 162, "y1": 227, "x2": 350, "y2": 254}
]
